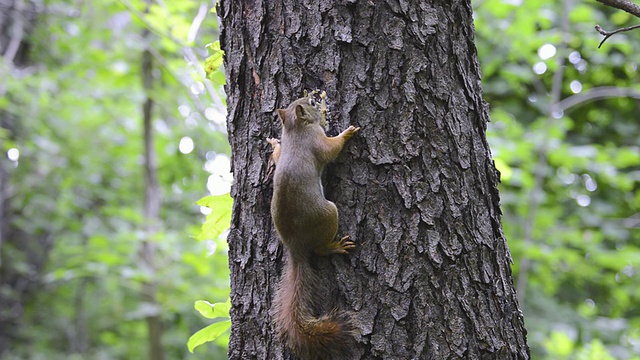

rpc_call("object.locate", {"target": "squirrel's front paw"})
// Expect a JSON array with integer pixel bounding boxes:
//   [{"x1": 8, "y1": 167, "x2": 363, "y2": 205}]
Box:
[
  {"x1": 267, "y1": 138, "x2": 280, "y2": 149},
  {"x1": 342, "y1": 126, "x2": 361, "y2": 139}
]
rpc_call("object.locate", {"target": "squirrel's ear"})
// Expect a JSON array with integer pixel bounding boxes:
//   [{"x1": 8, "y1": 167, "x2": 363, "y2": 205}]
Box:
[
  {"x1": 277, "y1": 109, "x2": 287, "y2": 123},
  {"x1": 295, "y1": 104, "x2": 307, "y2": 120}
]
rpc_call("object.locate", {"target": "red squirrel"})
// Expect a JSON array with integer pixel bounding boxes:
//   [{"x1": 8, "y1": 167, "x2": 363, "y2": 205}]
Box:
[{"x1": 267, "y1": 93, "x2": 359, "y2": 359}]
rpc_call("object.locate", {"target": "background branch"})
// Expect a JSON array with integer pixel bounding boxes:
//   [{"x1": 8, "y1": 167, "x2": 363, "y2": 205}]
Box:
[
  {"x1": 594, "y1": 0, "x2": 640, "y2": 47},
  {"x1": 595, "y1": 23, "x2": 640, "y2": 47},
  {"x1": 558, "y1": 86, "x2": 640, "y2": 111},
  {"x1": 3, "y1": 0, "x2": 25, "y2": 65},
  {"x1": 595, "y1": 0, "x2": 640, "y2": 18}
]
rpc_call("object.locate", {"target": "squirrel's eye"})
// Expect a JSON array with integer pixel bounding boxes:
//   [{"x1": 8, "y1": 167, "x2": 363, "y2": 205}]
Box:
[{"x1": 309, "y1": 98, "x2": 316, "y2": 107}]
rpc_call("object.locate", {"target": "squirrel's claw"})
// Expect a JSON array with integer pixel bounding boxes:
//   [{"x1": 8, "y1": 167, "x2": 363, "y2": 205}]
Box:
[{"x1": 333, "y1": 235, "x2": 356, "y2": 254}]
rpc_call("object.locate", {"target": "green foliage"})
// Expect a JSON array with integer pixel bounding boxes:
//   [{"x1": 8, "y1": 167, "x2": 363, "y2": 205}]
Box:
[
  {"x1": 1, "y1": 0, "x2": 230, "y2": 359},
  {"x1": 544, "y1": 330, "x2": 575, "y2": 358},
  {"x1": 188, "y1": 299, "x2": 232, "y2": 353},
  {"x1": 195, "y1": 194, "x2": 233, "y2": 241},
  {"x1": 186, "y1": 195, "x2": 233, "y2": 353},
  {"x1": 204, "y1": 41, "x2": 225, "y2": 83}
]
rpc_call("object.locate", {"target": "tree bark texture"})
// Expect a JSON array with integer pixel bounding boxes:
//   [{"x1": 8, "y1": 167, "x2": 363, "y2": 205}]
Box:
[{"x1": 219, "y1": 1, "x2": 530, "y2": 359}]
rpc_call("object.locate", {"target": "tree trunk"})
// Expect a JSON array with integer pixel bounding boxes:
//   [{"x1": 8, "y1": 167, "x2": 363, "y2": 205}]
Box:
[
  {"x1": 219, "y1": 1, "x2": 530, "y2": 359},
  {"x1": 0, "y1": 0, "x2": 44, "y2": 355},
  {"x1": 140, "y1": 12, "x2": 165, "y2": 360}
]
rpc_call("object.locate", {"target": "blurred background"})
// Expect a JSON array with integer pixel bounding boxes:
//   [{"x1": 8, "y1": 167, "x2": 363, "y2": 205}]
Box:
[{"x1": 0, "y1": 0, "x2": 638, "y2": 359}]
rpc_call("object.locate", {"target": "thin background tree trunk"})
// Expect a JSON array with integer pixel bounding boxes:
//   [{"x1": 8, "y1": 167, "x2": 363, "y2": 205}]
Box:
[
  {"x1": 0, "y1": 0, "x2": 44, "y2": 355},
  {"x1": 140, "y1": 4, "x2": 165, "y2": 358},
  {"x1": 219, "y1": 0, "x2": 530, "y2": 358}
]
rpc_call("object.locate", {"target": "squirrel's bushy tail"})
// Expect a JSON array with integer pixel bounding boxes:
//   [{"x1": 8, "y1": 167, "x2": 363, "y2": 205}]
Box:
[{"x1": 272, "y1": 257, "x2": 355, "y2": 359}]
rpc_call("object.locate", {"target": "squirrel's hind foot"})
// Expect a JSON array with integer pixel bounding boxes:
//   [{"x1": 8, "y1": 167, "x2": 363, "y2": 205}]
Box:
[{"x1": 316, "y1": 235, "x2": 356, "y2": 256}]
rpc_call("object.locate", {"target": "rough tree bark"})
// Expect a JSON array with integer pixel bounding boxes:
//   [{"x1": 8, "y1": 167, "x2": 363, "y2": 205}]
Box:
[{"x1": 219, "y1": 1, "x2": 530, "y2": 359}]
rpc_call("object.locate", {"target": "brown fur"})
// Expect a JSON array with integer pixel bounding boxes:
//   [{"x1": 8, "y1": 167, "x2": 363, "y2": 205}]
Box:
[
  {"x1": 272, "y1": 259, "x2": 355, "y2": 359},
  {"x1": 268, "y1": 96, "x2": 359, "y2": 359}
]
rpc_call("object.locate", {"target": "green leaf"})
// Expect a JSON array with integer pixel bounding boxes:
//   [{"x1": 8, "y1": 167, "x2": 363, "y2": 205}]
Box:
[
  {"x1": 196, "y1": 194, "x2": 233, "y2": 240},
  {"x1": 187, "y1": 320, "x2": 231, "y2": 353},
  {"x1": 204, "y1": 41, "x2": 224, "y2": 80},
  {"x1": 194, "y1": 298, "x2": 231, "y2": 319},
  {"x1": 196, "y1": 194, "x2": 230, "y2": 208}
]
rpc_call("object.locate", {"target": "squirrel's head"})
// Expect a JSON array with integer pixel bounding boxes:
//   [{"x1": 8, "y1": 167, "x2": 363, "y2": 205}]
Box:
[{"x1": 277, "y1": 97, "x2": 324, "y2": 132}]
